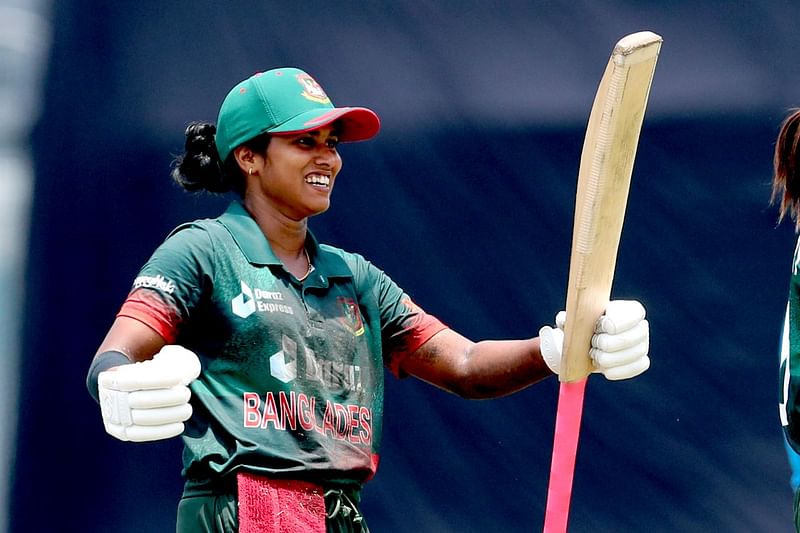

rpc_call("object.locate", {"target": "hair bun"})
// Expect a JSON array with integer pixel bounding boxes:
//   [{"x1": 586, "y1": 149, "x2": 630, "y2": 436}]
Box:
[{"x1": 171, "y1": 121, "x2": 230, "y2": 193}]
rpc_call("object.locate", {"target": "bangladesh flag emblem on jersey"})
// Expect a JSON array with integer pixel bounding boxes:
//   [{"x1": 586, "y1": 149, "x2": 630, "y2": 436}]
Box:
[{"x1": 338, "y1": 297, "x2": 365, "y2": 336}]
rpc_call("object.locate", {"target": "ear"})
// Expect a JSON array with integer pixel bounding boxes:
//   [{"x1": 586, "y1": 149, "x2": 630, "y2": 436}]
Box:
[{"x1": 232, "y1": 145, "x2": 258, "y2": 176}]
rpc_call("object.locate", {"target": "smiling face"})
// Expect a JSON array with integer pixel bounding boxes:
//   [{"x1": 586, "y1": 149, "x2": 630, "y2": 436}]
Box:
[{"x1": 237, "y1": 125, "x2": 343, "y2": 221}]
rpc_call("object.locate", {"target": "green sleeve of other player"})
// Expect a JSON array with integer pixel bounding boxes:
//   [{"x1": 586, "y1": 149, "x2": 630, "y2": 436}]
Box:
[{"x1": 781, "y1": 240, "x2": 800, "y2": 452}]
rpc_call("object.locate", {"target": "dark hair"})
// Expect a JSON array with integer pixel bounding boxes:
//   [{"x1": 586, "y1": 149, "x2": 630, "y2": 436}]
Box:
[
  {"x1": 171, "y1": 122, "x2": 270, "y2": 196},
  {"x1": 772, "y1": 109, "x2": 800, "y2": 231}
]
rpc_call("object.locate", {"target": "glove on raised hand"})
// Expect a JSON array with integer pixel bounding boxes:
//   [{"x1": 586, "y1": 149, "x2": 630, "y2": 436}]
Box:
[
  {"x1": 539, "y1": 300, "x2": 650, "y2": 380},
  {"x1": 98, "y1": 345, "x2": 201, "y2": 442}
]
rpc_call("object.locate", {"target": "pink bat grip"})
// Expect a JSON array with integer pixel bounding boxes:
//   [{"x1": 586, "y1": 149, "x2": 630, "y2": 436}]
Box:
[{"x1": 543, "y1": 378, "x2": 588, "y2": 532}]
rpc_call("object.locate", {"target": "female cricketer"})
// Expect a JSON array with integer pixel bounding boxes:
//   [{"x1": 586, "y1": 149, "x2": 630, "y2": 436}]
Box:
[{"x1": 86, "y1": 67, "x2": 651, "y2": 532}]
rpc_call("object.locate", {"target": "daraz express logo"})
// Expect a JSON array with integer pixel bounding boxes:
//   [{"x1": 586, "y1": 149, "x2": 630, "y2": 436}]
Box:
[
  {"x1": 231, "y1": 281, "x2": 257, "y2": 318},
  {"x1": 231, "y1": 280, "x2": 294, "y2": 318}
]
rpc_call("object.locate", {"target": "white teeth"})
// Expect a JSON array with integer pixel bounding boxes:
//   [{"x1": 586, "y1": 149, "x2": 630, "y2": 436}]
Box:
[{"x1": 305, "y1": 174, "x2": 330, "y2": 186}]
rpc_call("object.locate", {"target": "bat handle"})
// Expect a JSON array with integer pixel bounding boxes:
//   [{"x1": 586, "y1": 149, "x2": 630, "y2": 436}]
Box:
[{"x1": 543, "y1": 378, "x2": 588, "y2": 533}]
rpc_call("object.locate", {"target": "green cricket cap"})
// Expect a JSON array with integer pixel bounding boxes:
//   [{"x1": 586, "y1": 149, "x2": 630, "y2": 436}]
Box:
[{"x1": 215, "y1": 67, "x2": 381, "y2": 162}]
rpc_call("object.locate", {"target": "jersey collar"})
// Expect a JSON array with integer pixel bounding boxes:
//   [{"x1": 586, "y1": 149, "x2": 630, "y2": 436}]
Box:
[{"x1": 218, "y1": 201, "x2": 353, "y2": 280}]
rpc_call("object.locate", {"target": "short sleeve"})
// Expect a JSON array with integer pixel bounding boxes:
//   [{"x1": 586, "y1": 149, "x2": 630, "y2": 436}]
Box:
[
  {"x1": 117, "y1": 223, "x2": 215, "y2": 343},
  {"x1": 349, "y1": 256, "x2": 447, "y2": 378},
  {"x1": 382, "y1": 296, "x2": 448, "y2": 378}
]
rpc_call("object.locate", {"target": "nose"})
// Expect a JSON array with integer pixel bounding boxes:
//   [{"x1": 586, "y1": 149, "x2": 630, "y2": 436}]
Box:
[{"x1": 314, "y1": 145, "x2": 339, "y2": 169}]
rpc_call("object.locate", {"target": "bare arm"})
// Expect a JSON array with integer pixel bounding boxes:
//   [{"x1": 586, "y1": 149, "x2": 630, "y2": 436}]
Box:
[
  {"x1": 398, "y1": 328, "x2": 554, "y2": 399},
  {"x1": 94, "y1": 316, "x2": 167, "y2": 363},
  {"x1": 86, "y1": 316, "x2": 171, "y2": 404}
]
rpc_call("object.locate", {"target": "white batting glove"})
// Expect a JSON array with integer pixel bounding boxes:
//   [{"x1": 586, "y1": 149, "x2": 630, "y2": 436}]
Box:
[
  {"x1": 98, "y1": 345, "x2": 201, "y2": 442},
  {"x1": 539, "y1": 300, "x2": 650, "y2": 380}
]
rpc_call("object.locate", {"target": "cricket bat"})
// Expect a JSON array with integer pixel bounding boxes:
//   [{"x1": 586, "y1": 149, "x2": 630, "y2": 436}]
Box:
[
  {"x1": 543, "y1": 31, "x2": 662, "y2": 532},
  {"x1": 560, "y1": 31, "x2": 662, "y2": 381}
]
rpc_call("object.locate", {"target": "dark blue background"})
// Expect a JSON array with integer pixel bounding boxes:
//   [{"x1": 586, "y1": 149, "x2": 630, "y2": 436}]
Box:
[{"x1": 12, "y1": 2, "x2": 800, "y2": 531}]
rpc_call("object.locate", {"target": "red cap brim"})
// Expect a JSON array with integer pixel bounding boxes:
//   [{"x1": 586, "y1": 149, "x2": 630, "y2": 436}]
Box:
[{"x1": 269, "y1": 107, "x2": 380, "y2": 142}]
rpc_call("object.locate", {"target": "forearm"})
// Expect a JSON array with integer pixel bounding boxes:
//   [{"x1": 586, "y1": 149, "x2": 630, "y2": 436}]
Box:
[
  {"x1": 457, "y1": 338, "x2": 553, "y2": 399},
  {"x1": 88, "y1": 316, "x2": 168, "y2": 403},
  {"x1": 402, "y1": 329, "x2": 554, "y2": 399},
  {"x1": 401, "y1": 301, "x2": 650, "y2": 398}
]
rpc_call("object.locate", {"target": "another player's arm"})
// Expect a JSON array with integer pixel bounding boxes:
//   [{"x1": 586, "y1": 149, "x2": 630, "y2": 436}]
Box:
[{"x1": 399, "y1": 329, "x2": 552, "y2": 399}]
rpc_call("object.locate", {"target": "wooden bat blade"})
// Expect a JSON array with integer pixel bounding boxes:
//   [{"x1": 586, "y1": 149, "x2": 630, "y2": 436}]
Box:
[{"x1": 560, "y1": 31, "x2": 662, "y2": 382}]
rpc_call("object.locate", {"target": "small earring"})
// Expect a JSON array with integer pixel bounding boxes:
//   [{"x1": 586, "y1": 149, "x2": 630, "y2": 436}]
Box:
[{"x1": 248, "y1": 168, "x2": 254, "y2": 176}]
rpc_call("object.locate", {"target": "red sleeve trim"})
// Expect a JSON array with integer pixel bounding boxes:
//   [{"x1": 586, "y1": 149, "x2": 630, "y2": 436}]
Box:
[
  {"x1": 117, "y1": 293, "x2": 179, "y2": 344},
  {"x1": 387, "y1": 314, "x2": 448, "y2": 379}
]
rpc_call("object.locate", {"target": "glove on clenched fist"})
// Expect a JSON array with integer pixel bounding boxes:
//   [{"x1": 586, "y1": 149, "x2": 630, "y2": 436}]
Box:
[
  {"x1": 539, "y1": 300, "x2": 650, "y2": 380},
  {"x1": 98, "y1": 345, "x2": 201, "y2": 442}
]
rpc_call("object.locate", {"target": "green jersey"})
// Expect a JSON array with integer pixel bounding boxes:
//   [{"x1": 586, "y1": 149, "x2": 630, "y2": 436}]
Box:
[
  {"x1": 119, "y1": 201, "x2": 446, "y2": 490},
  {"x1": 781, "y1": 236, "x2": 800, "y2": 451}
]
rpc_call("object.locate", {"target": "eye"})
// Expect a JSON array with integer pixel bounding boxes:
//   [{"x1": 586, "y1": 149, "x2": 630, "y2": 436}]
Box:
[
  {"x1": 326, "y1": 137, "x2": 340, "y2": 149},
  {"x1": 295, "y1": 136, "x2": 315, "y2": 148}
]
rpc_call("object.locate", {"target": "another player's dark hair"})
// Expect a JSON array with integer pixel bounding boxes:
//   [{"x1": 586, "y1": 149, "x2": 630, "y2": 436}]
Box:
[
  {"x1": 773, "y1": 109, "x2": 800, "y2": 231},
  {"x1": 171, "y1": 122, "x2": 270, "y2": 196}
]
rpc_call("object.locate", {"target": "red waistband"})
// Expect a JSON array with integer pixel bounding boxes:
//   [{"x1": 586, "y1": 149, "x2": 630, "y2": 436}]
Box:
[{"x1": 237, "y1": 471, "x2": 326, "y2": 533}]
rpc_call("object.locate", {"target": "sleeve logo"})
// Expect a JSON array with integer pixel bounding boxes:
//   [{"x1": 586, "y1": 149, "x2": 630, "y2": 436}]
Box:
[{"x1": 132, "y1": 274, "x2": 176, "y2": 294}]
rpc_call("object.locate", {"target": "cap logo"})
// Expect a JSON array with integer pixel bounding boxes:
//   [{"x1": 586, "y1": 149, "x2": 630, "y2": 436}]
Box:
[{"x1": 296, "y1": 73, "x2": 331, "y2": 104}]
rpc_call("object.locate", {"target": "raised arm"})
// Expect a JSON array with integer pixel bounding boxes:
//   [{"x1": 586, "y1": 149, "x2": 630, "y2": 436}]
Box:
[
  {"x1": 399, "y1": 328, "x2": 550, "y2": 399},
  {"x1": 398, "y1": 300, "x2": 651, "y2": 399}
]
